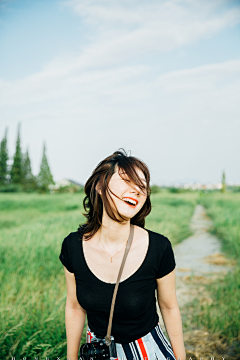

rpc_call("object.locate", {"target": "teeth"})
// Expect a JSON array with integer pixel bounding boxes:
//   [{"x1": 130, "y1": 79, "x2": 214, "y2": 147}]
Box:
[{"x1": 123, "y1": 198, "x2": 137, "y2": 205}]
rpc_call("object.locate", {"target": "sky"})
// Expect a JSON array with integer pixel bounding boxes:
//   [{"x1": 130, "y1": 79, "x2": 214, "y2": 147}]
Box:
[{"x1": 0, "y1": 0, "x2": 240, "y2": 185}]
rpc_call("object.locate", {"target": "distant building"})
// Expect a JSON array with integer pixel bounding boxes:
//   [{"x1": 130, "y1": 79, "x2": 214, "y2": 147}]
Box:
[
  {"x1": 158, "y1": 182, "x2": 229, "y2": 190},
  {"x1": 183, "y1": 182, "x2": 222, "y2": 190},
  {"x1": 48, "y1": 178, "x2": 84, "y2": 192},
  {"x1": 65, "y1": 179, "x2": 84, "y2": 187}
]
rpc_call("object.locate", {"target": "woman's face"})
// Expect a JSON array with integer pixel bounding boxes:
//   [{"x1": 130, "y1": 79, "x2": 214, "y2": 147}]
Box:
[{"x1": 106, "y1": 166, "x2": 147, "y2": 220}]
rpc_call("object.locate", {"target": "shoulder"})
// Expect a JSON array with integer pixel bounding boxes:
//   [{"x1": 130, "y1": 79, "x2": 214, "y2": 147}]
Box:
[
  {"x1": 133, "y1": 225, "x2": 148, "y2": 239},
  {"x1": 64, "y1": 223, "x2": 88, "y2": 243},
  {"x1": 63, "y1": 231, "x2": 79, "y2": 242},
  {"x1": 145, "y1": 229, "x2": 176, "y2": 278},
  {"x1": 62, "y1": 231, "x2": 81, "y2": 251},
  {"x1": 59, "y1": 231, "x2": 80, "y2": 273},
  {"x1": 146, "y1": 228, "x2": 172, "y2": 249}
]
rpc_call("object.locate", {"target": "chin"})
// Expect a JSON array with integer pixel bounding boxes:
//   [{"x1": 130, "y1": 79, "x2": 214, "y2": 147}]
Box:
[
  {"x1": 118, "y1": 208, "x2": 138, "y2": 220},
  {"x1": 113, "y1": 201, "x2": 141, "y2": 220}
]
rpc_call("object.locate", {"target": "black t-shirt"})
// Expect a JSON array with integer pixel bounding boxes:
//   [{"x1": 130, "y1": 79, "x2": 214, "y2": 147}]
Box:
[{"x1": 59, "y1": 227, "x2": 176, "y2": 344}]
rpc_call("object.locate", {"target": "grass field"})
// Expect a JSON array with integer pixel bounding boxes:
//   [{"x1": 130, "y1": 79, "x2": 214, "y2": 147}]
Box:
[
  {"x1": 0, "y1": 191, "x2": 198, "y2": 359},
  {"x1": 189, "y1": 192, "x2": 240, "y2": 352}
]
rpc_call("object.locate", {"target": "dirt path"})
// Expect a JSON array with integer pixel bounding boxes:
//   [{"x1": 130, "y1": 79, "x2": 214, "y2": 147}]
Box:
[
  {"x1": 174, "y1": 204, "x2": 233, "y2": 309},
  {"x1": 157, "y1": 205, "x2": 235, "y2": 358}
]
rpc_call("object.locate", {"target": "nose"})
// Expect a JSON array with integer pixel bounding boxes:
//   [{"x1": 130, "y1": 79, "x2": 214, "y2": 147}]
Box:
[{"x1": 130, "y1": 185, "x2": 140, "y2": 195}]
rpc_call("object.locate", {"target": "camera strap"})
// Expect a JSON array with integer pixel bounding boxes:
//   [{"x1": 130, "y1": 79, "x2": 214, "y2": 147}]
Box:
[{"x1": 104, "y1": 224, "x2": 134, "y2": 346}]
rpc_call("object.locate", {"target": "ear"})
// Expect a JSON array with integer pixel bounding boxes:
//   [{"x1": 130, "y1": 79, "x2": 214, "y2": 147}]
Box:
[{"x1": 95, "y1": 184, "x2": 102, "y2": 195}]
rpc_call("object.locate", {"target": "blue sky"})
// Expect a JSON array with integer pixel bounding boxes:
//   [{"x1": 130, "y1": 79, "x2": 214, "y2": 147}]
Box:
[
  {"x1": 0, "y1": 0, "x2": 240, "y2": 184},
  {"x1": 0, "y1": 1, "x2": 88, "y2": 79}
]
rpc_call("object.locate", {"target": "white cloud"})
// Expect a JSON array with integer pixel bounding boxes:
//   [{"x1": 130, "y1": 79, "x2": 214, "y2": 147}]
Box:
[
  {"x1": 156, "y1": 59, "x2": 240, "y2": 94},
  {"x1": 64, "y1": 0, "x2": 240, "y2": 59},
  {"x1": 1, "y1": 0, "x2": 240, "y2": 182},
  {"x1": 2, "y1": 0, "x2": 239, "y2": 108},
  {"x1": 1, "y1": 56, "x2": 239, "y2": 125},
  {"x1": 1, "y1": 56, "x2": 239, "y2": 182}
]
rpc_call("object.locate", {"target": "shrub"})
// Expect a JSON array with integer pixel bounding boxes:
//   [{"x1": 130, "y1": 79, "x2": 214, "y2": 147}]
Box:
[
  {"x1": 0, "y1": 184, "x2": 23, "y2": 192},
  {"x1": 150, "y1": 185, "x2": 161, "y2": 194}
]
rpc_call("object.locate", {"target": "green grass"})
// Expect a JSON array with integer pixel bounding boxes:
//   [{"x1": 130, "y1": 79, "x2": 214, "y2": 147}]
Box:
[
  {"x1": 146, "y1": 191, "x2": 198, "y2": 245},
  {"x1": 0, "y1": 191, "x2": 197, "y2": 359},
  {"x1": 189, "y1": 192, "x2": 240, "y2": 351}
]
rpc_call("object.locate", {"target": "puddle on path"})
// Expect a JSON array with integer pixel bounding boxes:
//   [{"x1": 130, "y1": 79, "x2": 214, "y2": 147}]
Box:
[{"x1": 157, "y1": 205, "x2": 235, "y2": 358}]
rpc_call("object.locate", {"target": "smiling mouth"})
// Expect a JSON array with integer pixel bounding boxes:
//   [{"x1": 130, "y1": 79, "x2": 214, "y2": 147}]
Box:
[{"x1": 122, "y1": 197, "x2": 138, "y2": 207}]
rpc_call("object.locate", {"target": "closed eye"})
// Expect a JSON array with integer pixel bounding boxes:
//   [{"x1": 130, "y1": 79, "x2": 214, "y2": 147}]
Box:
[{"x1": 121, "y1": 177, "x2": 147, "y2": 193}]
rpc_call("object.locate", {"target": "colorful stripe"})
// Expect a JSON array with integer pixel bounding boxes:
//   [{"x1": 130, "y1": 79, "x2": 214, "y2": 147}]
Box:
[
  {"x1": 87, "y1": 323, "x2": 176, "y2": 360},
  {"x1": 136, "y1": 338, "x2": 148, "y2": 359}
]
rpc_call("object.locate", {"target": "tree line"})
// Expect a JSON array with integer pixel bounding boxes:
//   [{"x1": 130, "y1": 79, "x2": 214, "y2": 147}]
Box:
[{"x1": 0, "y1": 124, "x2": 54, "y2": 192}]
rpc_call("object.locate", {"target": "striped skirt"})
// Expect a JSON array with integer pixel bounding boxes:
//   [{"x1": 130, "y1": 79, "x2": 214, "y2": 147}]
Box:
[{"x1": 86, "y1": 322, "x2": 176, "y2": 360}]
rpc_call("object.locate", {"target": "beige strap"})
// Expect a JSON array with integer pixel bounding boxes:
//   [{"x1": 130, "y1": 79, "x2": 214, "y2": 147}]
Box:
[{"x1": 104, "y1": 224, "x2": 134, "y2": 346}]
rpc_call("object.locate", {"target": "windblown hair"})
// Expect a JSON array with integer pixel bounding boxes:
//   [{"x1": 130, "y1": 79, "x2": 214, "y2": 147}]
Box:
[{"x1": 78, "y1": 149, "x2": 152, "y2": 240}]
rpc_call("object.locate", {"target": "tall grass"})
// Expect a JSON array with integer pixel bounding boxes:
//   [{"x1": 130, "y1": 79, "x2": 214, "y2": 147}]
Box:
[
  {"x1": 190, "y1": 192, "x2": 240, "y2": 351},
  {"x1": 146, "y1": 191, "x2": 198, "y2": 245},
  {"x1": 0, "y1": 192, "x2": 197, "y2": 359}
]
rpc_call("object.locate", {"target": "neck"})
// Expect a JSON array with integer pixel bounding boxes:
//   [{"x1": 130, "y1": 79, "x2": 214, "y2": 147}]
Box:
[{"x1": 98, "y1": 209, "x2": 131, "y2": 246}]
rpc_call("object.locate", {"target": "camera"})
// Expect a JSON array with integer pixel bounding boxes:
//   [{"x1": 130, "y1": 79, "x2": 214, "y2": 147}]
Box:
[{"x1": 80, "y1": 335, "x2": 117, "y2": 360}]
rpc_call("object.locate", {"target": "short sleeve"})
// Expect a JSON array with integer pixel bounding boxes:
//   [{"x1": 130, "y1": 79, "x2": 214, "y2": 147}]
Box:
[
  {"x1": 59, "y1": 235, "x2": 74, "y2": 273},
  {"x1": 156, "y1": 238, "x2": 176, "y2": 278}
]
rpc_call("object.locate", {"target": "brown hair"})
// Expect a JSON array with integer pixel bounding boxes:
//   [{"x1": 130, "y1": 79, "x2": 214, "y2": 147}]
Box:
[{"x1": 78, "y1": 149, "x2": 151, "y2": 240}]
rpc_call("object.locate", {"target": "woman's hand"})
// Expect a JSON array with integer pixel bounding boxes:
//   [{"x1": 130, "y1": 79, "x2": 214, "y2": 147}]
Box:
[{"x1": 156, "y1": 269, "x2": 186, "y2": 360}]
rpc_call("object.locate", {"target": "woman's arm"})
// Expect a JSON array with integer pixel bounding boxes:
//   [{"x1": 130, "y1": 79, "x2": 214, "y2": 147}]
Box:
[
  {"x1": 156, "y1": 269, "x2": 186, "y2": 360},
  {"x1": 64, "y1": 266, "x2": 86, "y2": 360}
]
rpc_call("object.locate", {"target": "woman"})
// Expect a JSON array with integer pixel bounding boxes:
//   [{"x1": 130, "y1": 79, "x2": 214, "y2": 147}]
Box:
[{"x1": 59, "y1": 149, "x2": 186, "y2": 360}]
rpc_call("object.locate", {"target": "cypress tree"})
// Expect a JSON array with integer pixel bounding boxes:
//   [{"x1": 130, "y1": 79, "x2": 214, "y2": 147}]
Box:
[
  {"x1": 22, "y1": 149, "x2": 36, "y2": 191},
  {"x1": 10, "y1": 123, "x2": 23, "y2": 184},
  {"x1": 37, "y1": 142, "x2": 54, "y2": 192},
  {"x1": 221, "y1": 170, "x2": 226, "y2": 193},
  {"x1": 0, "y1": 128, "x2": 8, "y2": 185}
]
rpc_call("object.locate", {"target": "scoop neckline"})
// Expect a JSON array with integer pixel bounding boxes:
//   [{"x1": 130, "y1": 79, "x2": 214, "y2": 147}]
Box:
[{"x1": 80, "y1": 228, "x2": 151, "y2": 286}]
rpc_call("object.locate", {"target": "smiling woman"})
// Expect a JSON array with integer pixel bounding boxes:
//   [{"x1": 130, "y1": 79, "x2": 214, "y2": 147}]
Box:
[
  {"x1": 82, "y1": 149, "x2": 151, "y2": 240},
  {"x1": 59, "y1": 149, "x2": 186, "y2": 360}
]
